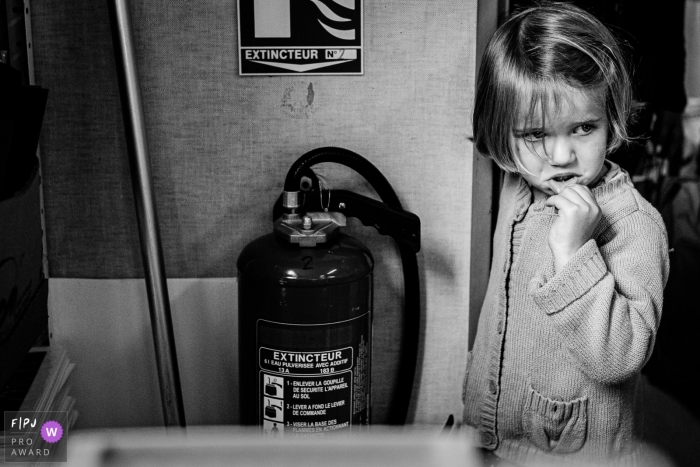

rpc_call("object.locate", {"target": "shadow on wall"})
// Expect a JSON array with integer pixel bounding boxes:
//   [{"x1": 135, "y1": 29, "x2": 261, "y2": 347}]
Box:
[{"x1": 643, "y1": 125, "x2": 700, "y2": 424}]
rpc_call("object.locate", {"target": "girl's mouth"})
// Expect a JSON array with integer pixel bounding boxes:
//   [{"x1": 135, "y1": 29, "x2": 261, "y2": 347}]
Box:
[
  {"x1": 550, "y1": 173, "x2": 576, "y2": 183},
  {"x1": 548, "y1": 173, "x2": 578, "y2": 193}
]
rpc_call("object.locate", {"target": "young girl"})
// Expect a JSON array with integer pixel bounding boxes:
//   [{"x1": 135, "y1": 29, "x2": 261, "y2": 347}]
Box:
[{"x1": 462, "y1": 3, "x2": 670, "y2": 466}]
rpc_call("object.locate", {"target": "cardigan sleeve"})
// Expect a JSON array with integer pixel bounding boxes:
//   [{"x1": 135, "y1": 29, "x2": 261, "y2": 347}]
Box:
[{"x1": 528, "y1": 210, "x2": 670, "y2": 385}]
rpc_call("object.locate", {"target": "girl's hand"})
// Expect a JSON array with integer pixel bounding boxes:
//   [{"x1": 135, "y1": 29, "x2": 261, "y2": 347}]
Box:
[{"x1": 544, "y1": 184, "x2": 602, "y2": 273}]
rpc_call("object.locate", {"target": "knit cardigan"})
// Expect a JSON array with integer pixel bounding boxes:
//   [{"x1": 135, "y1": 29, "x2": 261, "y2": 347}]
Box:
[{"x1": 462, "y1": 162, "x2": 670, "y2": 466}]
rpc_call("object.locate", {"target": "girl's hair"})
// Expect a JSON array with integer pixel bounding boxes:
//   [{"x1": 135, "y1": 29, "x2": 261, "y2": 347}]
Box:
[{"x1": 473, "y1": 2, "x2": 634, "y2": 172}]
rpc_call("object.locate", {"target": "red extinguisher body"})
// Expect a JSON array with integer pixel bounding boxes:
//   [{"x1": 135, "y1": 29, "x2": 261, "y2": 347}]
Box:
[{"x1": 237, "y1": 230, "x2": 373, "y2": 437}]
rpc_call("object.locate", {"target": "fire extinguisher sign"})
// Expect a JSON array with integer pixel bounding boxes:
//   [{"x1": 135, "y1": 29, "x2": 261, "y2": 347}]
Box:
[{"x1": 237, "y1": 0, "x2": 363, "y2": 75}]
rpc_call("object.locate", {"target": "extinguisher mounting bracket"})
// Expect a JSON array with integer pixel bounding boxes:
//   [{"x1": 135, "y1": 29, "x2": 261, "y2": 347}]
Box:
[{"x1": 274, "y1": 211, "x2": 347, "y2": 247}]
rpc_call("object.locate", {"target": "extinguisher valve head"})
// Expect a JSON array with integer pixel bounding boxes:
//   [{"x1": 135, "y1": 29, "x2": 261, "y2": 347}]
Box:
[{"x1": 274, "y1": 212, "x2": 347, "y2": 247}]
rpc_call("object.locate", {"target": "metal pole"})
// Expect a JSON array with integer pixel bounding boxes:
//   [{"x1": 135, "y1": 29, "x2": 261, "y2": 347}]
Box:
[{"x1": 107, "y1": 0, "x2": 186, "y2": 427}]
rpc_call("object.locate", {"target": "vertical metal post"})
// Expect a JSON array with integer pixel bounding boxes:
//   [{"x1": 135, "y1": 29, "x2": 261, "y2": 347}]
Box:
[{"x1": 107, "y1": 0, "x2": 186, "y2": 427}]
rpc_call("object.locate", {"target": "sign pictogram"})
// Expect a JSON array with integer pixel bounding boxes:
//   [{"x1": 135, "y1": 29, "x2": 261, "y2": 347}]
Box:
[{"x1": 238, "y1": 0, "x2": 363, "y2": 75}]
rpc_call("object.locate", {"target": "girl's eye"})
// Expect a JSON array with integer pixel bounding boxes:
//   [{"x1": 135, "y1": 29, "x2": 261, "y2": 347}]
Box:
[
  {"x1": 575, "y1": 124, "x2": 595, "y2": 135},
  {"x1": 521, "y1": 130, "x2": 545, "y2": 142}
]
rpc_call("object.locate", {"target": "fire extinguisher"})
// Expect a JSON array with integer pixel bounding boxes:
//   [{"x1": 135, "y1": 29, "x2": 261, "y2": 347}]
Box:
[{"x1": 237, "y1": 147, "x2": 421, "y2": 436}]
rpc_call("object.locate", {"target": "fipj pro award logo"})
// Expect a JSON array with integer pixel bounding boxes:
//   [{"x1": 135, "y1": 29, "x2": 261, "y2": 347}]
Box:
[
  {"x1": 4, "y1": 412, "x2": 68, "y2": 463},
  {"x1": 238, "y1": 0, "x2": 363, "y2": 75}
]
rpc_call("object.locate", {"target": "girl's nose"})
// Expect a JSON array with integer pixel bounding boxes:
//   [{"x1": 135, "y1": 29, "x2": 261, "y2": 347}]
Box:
[{"x1": 545, "y1": 137, "x2": 575, "y2": 166}]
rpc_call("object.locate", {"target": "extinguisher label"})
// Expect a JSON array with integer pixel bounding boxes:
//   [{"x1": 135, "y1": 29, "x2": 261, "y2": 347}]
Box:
[
  {"x1": 257, "y1": 314, "x2": 370, "y2": 437},
  {"x1": 261, "y1": 372, "x2": 353, "y2": 435},
  {"x1": 259, "y1": 347, "x2": 353, "y2": 374}
]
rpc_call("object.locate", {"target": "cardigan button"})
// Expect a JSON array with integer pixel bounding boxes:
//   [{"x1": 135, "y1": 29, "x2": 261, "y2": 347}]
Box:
[
  {"x1": 480, "y1": 431, "x2": 495, "y2": 446},
  {"x1": 496, "y1": 320, "x2": 504, "y2": 334},
  {"x1": 488, "y1": 380, "x2": 497, "y2": 394}
]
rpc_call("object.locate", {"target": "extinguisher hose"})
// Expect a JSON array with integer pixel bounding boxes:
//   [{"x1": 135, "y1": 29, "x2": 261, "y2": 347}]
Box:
[
  {"x1": 283, "y1": 147, "x2": 403, "y2": 210},
  {"x1": 283, "y1": 147, "x2": 420, "y2": 425}
]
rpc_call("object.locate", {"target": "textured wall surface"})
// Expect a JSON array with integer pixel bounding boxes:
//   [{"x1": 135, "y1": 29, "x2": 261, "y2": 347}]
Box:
[{"x1": 34, "y1": 0, "x2": 477, "y2": 425}]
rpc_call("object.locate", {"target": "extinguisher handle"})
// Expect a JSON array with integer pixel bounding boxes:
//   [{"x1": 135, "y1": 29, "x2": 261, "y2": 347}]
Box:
[{"x1": 274, "y1": 189, "x2": 421, "y2": 253}]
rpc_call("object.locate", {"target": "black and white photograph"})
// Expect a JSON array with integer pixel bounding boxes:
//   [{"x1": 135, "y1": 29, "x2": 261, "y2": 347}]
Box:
[{"x1": 0, "y1": 0, "x2": 698, "y2": 465}]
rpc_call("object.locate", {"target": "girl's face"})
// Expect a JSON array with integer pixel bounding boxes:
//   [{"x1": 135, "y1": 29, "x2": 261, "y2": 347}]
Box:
[{"x1": 511, "y1": 88, "x2": 608, "y2": 196}]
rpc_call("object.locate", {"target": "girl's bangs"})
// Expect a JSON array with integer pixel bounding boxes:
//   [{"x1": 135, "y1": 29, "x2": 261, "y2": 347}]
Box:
[{"x1": 511, "y1": 73, "x2": 605, "y2": 130}]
